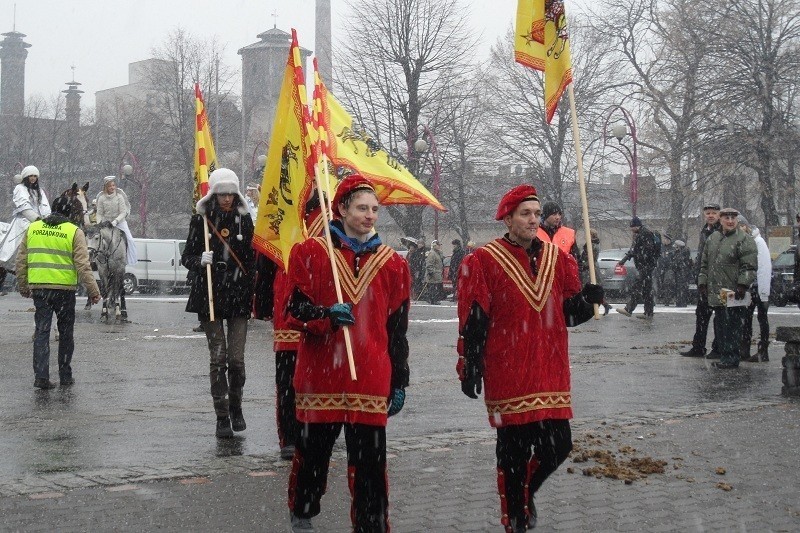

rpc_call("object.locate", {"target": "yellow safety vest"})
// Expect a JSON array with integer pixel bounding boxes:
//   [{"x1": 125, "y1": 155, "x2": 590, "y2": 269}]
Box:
[{"x1": 27, "y1": 220, "x2": 78, "y2": 286}]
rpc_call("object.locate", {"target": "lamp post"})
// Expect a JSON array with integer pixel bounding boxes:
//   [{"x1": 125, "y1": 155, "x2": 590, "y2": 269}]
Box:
[
  {"x1": 413, "y1": 124, "x2": 442, "y2": 241},
  {"x1": 12, "y1": 161, "x2": 23, "y2": 184},
  {"x1": 119, "y1": 151, "x2": 148, "y2": 237},
  {"x1": 602, "y1": 105, "x2": 639, "y2": 217}
]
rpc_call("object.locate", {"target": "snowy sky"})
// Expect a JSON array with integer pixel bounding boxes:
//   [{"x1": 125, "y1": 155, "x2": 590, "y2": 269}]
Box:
[{"x1": 1, "y1": 0, "x2": 592, "y2": 108}]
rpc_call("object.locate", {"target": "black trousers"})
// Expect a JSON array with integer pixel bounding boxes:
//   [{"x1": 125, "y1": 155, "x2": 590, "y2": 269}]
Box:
[
  {"x1": 275, "y1": 350, "x2": 299, "y2": 448},
  {"x1": 743, "y1": 294, "x2": 770, "y2": 349},
  {"x1": 496, "y1": 420, "x2": 572, "y2": 529},
  {"x1": 692, "y1": 296, "x2": 720, "y2": 353},
  {"x1": 289, "y1": 423, "x2": 389, "y2": 532},
  {"x1": 32, "y1": 289, "x2": 76, "y2": 381},
  {"x1": 626, "y1": 269, "x2": 654, "y2": 315}
]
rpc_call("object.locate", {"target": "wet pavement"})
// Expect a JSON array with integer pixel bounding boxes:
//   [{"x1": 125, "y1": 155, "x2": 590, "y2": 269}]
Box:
[{"x1": 0, "y1": 293, "x2": 799, "y2": 531}]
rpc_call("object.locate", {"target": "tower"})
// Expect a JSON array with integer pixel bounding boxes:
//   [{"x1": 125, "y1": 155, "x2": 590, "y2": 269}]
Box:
[
  {"x1": 238, "y1": 26, "x2": 311, "y2": 176},
  {"x1": 62, "y1": 74, "x2": 83, "y2": 133},
  {"x1": 315, "y1": 0, "x2": 332, "y2": 85},
  {"x1": 0, "y1": 29, "x2": 31, "y2": 116}
]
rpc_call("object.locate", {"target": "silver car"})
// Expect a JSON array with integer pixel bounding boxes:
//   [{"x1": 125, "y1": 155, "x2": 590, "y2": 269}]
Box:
[{"x1": 596, "y1": 248, "x2": 639, "y2": 298}]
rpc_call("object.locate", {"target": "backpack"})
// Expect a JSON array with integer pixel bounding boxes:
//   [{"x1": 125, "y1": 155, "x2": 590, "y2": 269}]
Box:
[{"x1": 651, "y1": 231, "x2": 662, "y2": 255}]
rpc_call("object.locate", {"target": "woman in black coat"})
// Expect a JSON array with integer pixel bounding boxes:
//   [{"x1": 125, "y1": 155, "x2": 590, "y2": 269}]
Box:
[{"x1": 182, "y1": 168, "x2": 255, "y2": 439}]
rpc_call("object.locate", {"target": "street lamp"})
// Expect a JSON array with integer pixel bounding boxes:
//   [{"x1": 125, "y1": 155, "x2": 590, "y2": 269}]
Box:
[
  {"x1": 602, "y1": 105, "x2": 639, "y2": 217},
  {"x1": 11, "y1": 161, "x2": 23, "y2": 184},
  {"x1": 119, "y1": 151, "x2": 148, "y2": 237},
  {"x1": 413, "y1": 125, "x2": 442, "y2": 241}
]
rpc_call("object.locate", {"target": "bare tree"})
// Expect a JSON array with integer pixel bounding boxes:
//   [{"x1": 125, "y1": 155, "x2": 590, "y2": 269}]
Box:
[{"x1": 335, "y1": 0, "x2": 478, "y2": 238}]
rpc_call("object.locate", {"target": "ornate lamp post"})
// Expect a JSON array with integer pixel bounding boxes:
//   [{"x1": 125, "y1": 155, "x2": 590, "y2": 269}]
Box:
[
  {"x1": 602, "y1": 105, "x2": 639, "y2": 217},
  {"x1": 119, "y1": 151, "x2": 148, "y2": 237},
  {"x1": 413, "y1": 124, "x2": 442, "y2": 241}
]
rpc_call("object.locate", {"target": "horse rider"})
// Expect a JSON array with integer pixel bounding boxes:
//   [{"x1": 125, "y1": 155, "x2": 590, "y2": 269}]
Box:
[
  {"x1": 16, "y1": 195, "x2": 101, "y2": 389},
  {"x1": 0, "y1": 165, "x2": 51, "y2": 272},
  {"x1": 95, "y1": 176, "x2": 137, "y2": 266}
]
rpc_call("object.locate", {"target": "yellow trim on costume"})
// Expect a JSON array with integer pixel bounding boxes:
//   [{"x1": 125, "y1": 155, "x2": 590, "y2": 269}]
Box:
[
  {"x1": 312, "y1": 238, "x2": 394, "y2": 305},
  {"x1": 306, "y1": 215, "x2": 324, "y2": 238},
  {"x1": 296, "y1": 392, "x2": 388, "y2": 414},
  {"x1": 485, "y1": 392, "x2": 571, "y2": 416},
  {"x1": 274, "y1": 330, "x2": 301, "y2": 343},
  {"x1": 484, "y1": 240, "x2": 558, "y2": 311}
]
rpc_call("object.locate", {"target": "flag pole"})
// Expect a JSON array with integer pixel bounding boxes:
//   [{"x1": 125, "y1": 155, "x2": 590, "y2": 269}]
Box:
[
  {"x1": 202, "y1": 216, "x2": 216, "y2": 321},
  {"x1": 322, "y1": 154, "x2": 335, "y2": 221},
  {"x1": 567, "y1": 84, "x2": 600, "y2": 319},
  {"x1": 312, "y1": 162, "x2": 357, "y2": 380}
]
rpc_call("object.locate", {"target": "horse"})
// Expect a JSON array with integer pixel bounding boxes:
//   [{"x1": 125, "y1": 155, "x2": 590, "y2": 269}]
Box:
[
  {"x1": 85, "y1": 223, "x2": 127, "y2": 323},
  {"x1": 59, "y1": 182, "x2": 90, "y2": 229}
]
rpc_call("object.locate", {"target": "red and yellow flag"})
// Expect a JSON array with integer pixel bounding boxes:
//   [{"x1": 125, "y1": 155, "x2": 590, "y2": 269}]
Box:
[
  {"x1": 252, "y1": 29, "x2": 314, "y2": 271},
  {"x1": 193, "y1": 83, "x2": 218, "y2": 204},
  {"x1": 312, "y1": 61, "x2": 445, "y2": 211},
  {"x1": 514, "y1": 0, "x2": 573, "y2": 124}
]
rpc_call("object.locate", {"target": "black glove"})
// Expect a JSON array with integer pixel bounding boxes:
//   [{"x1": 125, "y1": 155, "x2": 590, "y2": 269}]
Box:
[
  {"x1": 387, "y1": 388, "x2": 405, "y2": 417},
  {"x1": 327, "y1": 302, "x2": 355, "y2": 327},
  {"x1": 617, "y1": 260, "x2": 624, "y2": 266},
  {"x1": 734, "y1": 284, "x2": 747, "y2": 300},
  {"x1": 698, "y1": 285, "x2": 708, "y2": 301},
  {"x1": 461, "y1": 359, "x2": 483, "y2": 399},
  {"x1": 581, "y1": 283, "x2": 604, "y2": 305}
]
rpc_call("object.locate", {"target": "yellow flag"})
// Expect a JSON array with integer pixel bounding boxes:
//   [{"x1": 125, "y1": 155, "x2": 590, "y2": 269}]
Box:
[
  {"x1": 193, "y1": 83, "x2": 218, "y2": 203},
  {"x1": 313, "y1": 66, "x2": 445, "y2": 211},
  {"x1": 514, "y1": 0, "x2": 573, "y2": 124},
  {"x1": 253, "y1": 29, "x2": 313, "y2": 270}
]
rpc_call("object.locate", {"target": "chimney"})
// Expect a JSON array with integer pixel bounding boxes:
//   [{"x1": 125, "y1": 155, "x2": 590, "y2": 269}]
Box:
[{"x1": 315, "y1": 0, "x2": 332, "y2": 84}]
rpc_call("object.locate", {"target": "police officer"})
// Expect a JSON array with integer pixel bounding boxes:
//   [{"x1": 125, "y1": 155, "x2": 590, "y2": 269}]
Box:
[{"x1": 16, "y1": 195, "x2": 101, "y2": 389}]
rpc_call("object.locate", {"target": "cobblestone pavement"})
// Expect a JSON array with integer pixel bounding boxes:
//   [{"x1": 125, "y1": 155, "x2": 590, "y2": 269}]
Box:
[{"x1": 1, "y1": 294, "x2": 799, "y2": 531}]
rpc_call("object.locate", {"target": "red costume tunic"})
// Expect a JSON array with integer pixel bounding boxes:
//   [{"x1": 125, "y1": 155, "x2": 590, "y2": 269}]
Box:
[
  {"x1": 272, "y1": 210, "x2": 325, "y2": 351},
  {"x1": 457, "y1": 238, "x2": 581, "y2": 427},
  {"x1": 287, "y1": 237, "x2": 410, "y2": 427}
]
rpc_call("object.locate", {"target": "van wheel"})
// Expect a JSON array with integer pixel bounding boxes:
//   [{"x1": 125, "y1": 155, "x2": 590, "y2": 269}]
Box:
[{"x1": 123, "y1": 274, "x2": 137, "y2": 295}]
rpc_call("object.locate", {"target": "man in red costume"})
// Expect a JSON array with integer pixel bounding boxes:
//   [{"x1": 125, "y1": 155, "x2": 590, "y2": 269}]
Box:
[
  {"x1": 285, "y1": 174, "x2": 410, "y2": 533},
  {"x1": 253, "y1": 190, "x2": 326, "y2": 460},
  {"x1": 457, "y1": 185, "x2": 603, "y2": 533}
]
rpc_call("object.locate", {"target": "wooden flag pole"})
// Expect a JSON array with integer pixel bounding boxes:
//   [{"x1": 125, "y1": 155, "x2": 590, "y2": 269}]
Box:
[
  {"x1": 322, "y1": 155, "x2": 334, "y2": 221},
  {"x1": 567, "y1": 84, "x2": 600, "y2": 319},
  {"x1": 312, "y1": 162, "x2": 358, "y2": 380},
  {"x1": 202, "y1": 216, "x2": 216, "y2": 322}
]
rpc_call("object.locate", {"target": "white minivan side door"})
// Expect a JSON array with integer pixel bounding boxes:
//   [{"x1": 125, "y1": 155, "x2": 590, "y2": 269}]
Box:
[{"x1": 146, "y1": 241, "x2": 178, "y2": 282}]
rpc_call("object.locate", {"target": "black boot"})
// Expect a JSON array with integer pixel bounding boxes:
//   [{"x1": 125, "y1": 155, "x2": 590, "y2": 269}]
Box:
[
  {"x1": 526, "y1": 495, "x2": 538, "y2": 529},
  {"x1": 229, "y1": 406, "x2": 246, "y2": 432},
  {"x1": 216, "y1": 416, "x2": 234, "y2": 438},
  {"x1": 757, "y1": 342, "x2": 769, "y2": 362},
  {"x1": 680, "y1": 347, "x2": 705, "y2": 357}
]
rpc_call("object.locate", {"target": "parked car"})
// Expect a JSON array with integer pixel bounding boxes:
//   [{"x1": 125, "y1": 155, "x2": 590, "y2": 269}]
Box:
[
  {"x1": 770, "y1": 245, "x2": 796, "y2": 307},
  {"x1": 596, "y1": 248, "x2": 638, "y2": 298},
  {"x1": 121, "y1": 238, "x2": 190, "y2": 295}
]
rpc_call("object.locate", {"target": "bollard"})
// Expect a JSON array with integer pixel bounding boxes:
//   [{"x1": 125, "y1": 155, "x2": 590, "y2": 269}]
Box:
[{"x1": 776, "y1": 326, "x2": 800, "y2": 397}]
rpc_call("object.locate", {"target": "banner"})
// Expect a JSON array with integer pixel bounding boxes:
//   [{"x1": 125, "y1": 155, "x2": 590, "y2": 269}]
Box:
[
  {"x1": 193, "y1": 83, "x2": 218, "y2": 204},
  {"x1": 514, "y1": 0, "x2": 573, "y2": 124},
  {"x1": 313, "y1": 63, "x2": 445, "y2": 211},
  {"x1": 252, "y1": 29, "x2": 313, "y2": 270}
]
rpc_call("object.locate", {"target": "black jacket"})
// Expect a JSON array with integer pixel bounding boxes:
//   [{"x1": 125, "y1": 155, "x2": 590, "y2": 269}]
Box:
[
  {"x1": 183, "y1": 210, "x2": 255, "y2": 319},
  {"x1": 621, "y1": 226, "x2": 658, "y2": 272}
]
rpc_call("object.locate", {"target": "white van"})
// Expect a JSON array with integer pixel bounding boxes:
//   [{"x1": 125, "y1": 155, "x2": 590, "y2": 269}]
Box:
[{"x1": 123, "y1": 239, "x2": 190, "y2": 294}]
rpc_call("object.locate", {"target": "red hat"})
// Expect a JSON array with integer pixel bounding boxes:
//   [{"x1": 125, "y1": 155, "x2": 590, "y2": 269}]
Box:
[
  {"x1": 495, "y1": 185, "x2": 539, "y2": 220},
  {"x1": 332, "y1": 174, "x2": 376, "y2": 217}
]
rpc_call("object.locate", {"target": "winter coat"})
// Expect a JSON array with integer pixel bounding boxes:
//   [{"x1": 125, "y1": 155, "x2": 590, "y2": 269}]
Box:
[
  {"x1": 406, "y1": 247, "x2": 426, "y2": 287},
  {"x1": 95, "y1": 190, "x2": 129, "y2": 225},
  {"x1": 449, "y1": 246, "x2": 466, "y2": 283},
  {"x1": 182, "y1": 209, "x2": 255, "y2": 319},
  {"x1": 698, "y1": 227, "x2": 757, "y2": 306},
  {"x1": 751, "y1": 228, "x2": 772, "y2": 301},
  {"x1": 621, "y1": 226, "x2": 658, "y2": 272},
  {"x1": 695, "y1": 221, "x2": 721, "y2": 280},
  {"x1": 425, "y1": 247, "x2": 444, "y2": 283},
  {"x1": 0, "y1": 184, "x2": 51, "y2": 267}
]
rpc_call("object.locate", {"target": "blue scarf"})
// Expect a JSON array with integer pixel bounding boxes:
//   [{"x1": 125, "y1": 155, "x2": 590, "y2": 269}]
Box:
[{"x1": 329, "y1": 222, "x2": 382, "y2": 254}]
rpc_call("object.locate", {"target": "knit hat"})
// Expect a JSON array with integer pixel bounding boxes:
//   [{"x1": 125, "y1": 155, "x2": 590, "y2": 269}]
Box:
[
  {"x1": 431, "y1": 239, "x2": 441, "y2": 247},
  {"x1": 630, "y1": 216, "x2": 642, "y2": 227},
  {"x1": 21, "y1": 165, "x2": 39, "y2": 179},
  {"x1": 452, "y1": 239, "x2": 462, "y2": 246},
  {"x1": 51, "y1": 195, "x2": 73, "y2": 217},
  {"x1": 332, "y1": 174, "x2": 376, "y2": 217},
  {"x1": 195, "y1": 168, "x2": 249, "y2": 215},
  {"x1": 103, "y1": 175, "x2": 116, "y2": 185},
  {"x1": 541, "y1": 202, "x2": 562, "y2": 220},
  {"x1": 663, "y1": 233, "x2": 673, "y2": 242},
  {"x1": 495, "y1": 185, "x2": 539, "y2": 220},
  {"x1": 737, "y1": 214, "x2": 750, "y2": 227}
]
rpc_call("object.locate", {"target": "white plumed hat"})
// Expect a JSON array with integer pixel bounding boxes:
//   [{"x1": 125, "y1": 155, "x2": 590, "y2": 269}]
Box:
[{"x1": 195, "y1": 168, "x2": 249, "y2": 215}]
